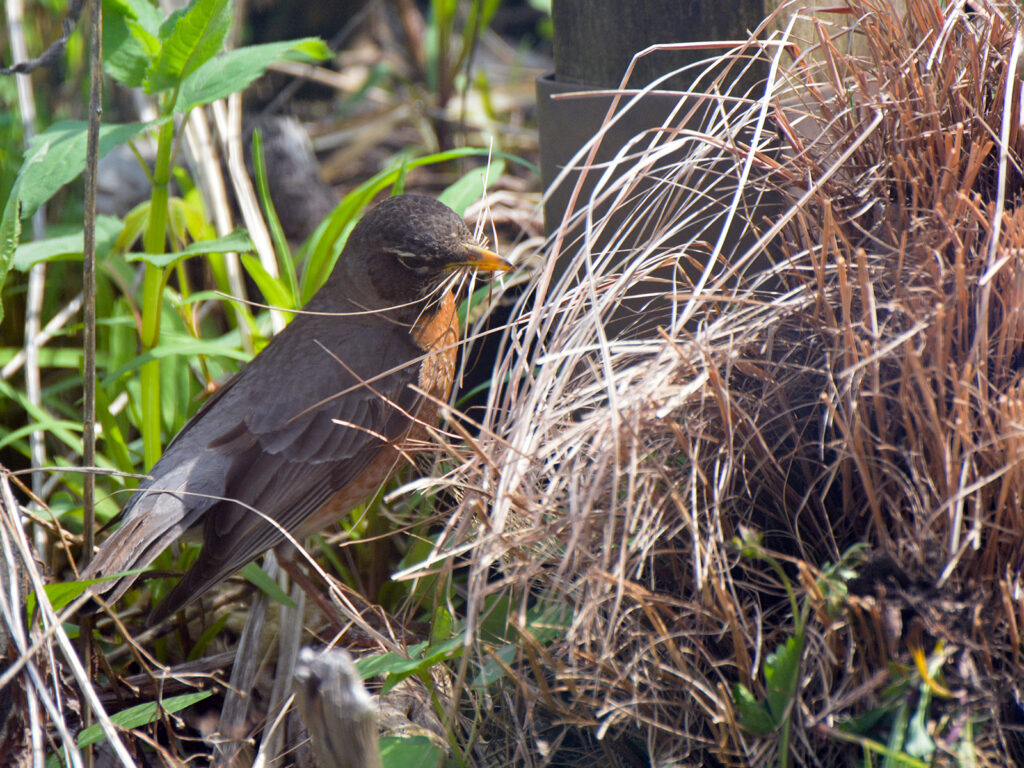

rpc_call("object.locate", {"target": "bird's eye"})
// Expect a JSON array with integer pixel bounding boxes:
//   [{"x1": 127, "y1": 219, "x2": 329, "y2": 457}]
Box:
[
  {"x1": 394, "y1": 251, "x2": 433, "y2": 273},
  {"x1": 387, "y1": 248, "x2": 414, "y2": 267},
  {"x1": 396, "y1": 255, "x2": 421, "y2": 272}
]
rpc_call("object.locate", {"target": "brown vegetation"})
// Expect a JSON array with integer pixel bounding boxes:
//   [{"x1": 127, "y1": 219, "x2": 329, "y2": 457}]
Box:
[{"x1": 428, "y1": 0, "x2": 1024, "y2": 763}]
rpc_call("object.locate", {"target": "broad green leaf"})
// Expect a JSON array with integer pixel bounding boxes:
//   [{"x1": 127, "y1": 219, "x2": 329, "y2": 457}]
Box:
[
  {"x1": 15, "y1": 120, "x2": 154, "y2": 220},
  {"x1": 429, "y1": 605, "x2": 454, "y2": 645},
  {"x1": 103, "y1": 0, "x2": 162, "y2": 87},
  {"x1": 525, "y1": 598, "x2": 572, "y2": 644},
  {"x1": 75, "y1": 692, "x2": 213, "y2": 748},
  {"x1": 478, "y1": 592, "x2": 515, "y2": 644},
  {"x1": 124, "y1": 229, "x2": 254, "y2": 267},
  {"x1": 472, "y1": 643, "x2": 516, "y2": 687},
  {"x1": 113, "y1": 200, "x2": 150, "y2": 253},
  {"x1": 156, "y1": 6, "x2": 187, "y2": 40},
  {"x1": 176, "y1": 38, "x2": 331, "y2": 113},
  {"x1": 764, "y1": 633, "x2": 804, "y2": 724},
  {"x1": 106, "y1": 0, "x2": 164, "y2": 35},
  {"x1": 147, "y1": 0, "x2": 232, "y2": 95},
  {"x1": 837, "y1": 702, "x2": 893, "y2": 735},
  {"x1": 168, "y1": 196, "x2": 214, "y2": 246},
  {"x1": 439, "y1": 158, "x2": 505, "y2": 215},
  {"x1": 239, "y1": 561, "x2": 296, "y2": 607},
  {"x1": 732, "y1": 683, "x2": 776, "y2": 735},
  {"x1": 886, "y1": 697, "x2": 912, "y2": 756},
  {"x1": 380, "y1": 736, "x2": 445, "y2": 768},
  {"x1": 12, "y1": 216, "x2": 123, "y2": 271}
]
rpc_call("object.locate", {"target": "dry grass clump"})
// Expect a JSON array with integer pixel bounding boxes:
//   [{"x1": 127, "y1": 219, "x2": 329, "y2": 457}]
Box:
[{"x1": 424, "y1": 0, "x2": 1024, "y2": 764}]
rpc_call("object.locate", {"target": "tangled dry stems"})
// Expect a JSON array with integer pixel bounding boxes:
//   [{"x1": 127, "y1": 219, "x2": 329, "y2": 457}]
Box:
[
  {"x1": 428, "y1": 0, "x2": 1024, "y2": 764},
  {"x1": 5, "y1": 0, "x2": 1024, "y2": 764}
]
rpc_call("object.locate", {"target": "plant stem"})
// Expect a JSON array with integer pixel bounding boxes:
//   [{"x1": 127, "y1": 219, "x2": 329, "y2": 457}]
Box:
[{"x1": 139, "y1": 118, "x2": 175, "y2": 468}]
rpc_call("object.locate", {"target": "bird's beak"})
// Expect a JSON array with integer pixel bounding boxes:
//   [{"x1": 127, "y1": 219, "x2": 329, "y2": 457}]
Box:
[{"x1": 450, "y1": 243, "x2": 513, "y2": 272}]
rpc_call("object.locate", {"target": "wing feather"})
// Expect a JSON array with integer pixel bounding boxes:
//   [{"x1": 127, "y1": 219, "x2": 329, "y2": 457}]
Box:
[{"x1": 86, "y1": 310, "x2": 429, "y2": 621}]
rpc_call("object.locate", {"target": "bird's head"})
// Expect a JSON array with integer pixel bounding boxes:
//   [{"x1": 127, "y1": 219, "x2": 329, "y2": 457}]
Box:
[{"x1": 335, "y1": 194, "x2": 512, "y2": 308}]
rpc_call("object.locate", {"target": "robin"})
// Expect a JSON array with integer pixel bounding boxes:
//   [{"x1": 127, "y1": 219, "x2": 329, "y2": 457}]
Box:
[{"x1": 82, "y1": 194, "x2": 511, "y2": 624}]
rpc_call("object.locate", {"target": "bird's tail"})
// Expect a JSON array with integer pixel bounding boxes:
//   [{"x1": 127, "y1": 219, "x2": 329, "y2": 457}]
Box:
[{"x1": 80, "y1": 490, "x2": 193, "y2": 608}]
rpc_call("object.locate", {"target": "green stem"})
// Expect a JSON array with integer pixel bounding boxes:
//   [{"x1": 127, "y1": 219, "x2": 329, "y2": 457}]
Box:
[
  {"x1": 139, "y1": 356, "x2": 161, "y2": 469},
  {"x1": 139, "y1": 118, "x2": 175, "y2": 469}
]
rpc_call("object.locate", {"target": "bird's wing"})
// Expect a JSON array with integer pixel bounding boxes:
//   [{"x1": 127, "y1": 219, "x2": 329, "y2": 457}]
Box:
[
  {"x1": 145, "y1": 313, "x2": 431, "y2": 620},
  {"x1": 84, "y1": 313, "x2": 430, "y2": 614}
]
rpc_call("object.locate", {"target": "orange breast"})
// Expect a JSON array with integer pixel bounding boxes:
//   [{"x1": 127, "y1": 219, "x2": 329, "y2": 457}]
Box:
[{"x1": 296, "y1": 291, "x2": 459, "y2": 535}]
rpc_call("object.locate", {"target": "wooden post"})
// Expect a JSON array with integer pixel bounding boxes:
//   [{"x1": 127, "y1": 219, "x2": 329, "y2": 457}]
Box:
[
  {"x1": 293, "y1": 647, "x2": 381, "y2": 768},
  {"x1": 551, "y1": 0, "x2": 766, "y2": 91}
]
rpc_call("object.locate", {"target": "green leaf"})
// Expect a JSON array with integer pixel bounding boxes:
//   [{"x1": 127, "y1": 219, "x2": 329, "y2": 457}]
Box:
[
  {"x1": 472, "y1": 643, "x2": 516, "y2": 687},
  {"x1": 103, "y1": 0, "x2": 163, "y2": 87},
  {"x1": 904, "y1": 685, "x2": 935, "y2": 759},
  {"x1": 379, "y1": 736, "x2": 445, "y2": 768},
  {"x1": 381, "y1": 635, "x2": 464, "y2": 694},
  {"x1": 187, "y1": 612, "x2": 232, "y2": 661},
  {"x1": 0, "y1": 348, "x2": 81, "y2": 369},
  {"x1": 478, "y1": 593, "x2": 515, "y2": 644},
  {"x1": 107, "y1": 0, "x2": 164, "y2": 35},
  {"x1": 146, "y1": 0, "x2": 232, "y2": 95},
  {"x1": 15, "y1": 120, "x2": 155, "y2": 220},
  {"x1": 13, "y1": 216, "x2": 123, "y2": 271},
  {"x1": 439, "y1": 159, "x2": 505, "y2": 215},
  {"x1": 251, "y1": 129, "x2": 299, "y2": 304},
  {"x1": 0, "y1": 418, "x2": 85, "y2": 452},
  {"x1": 355, "y1": 640, "x2": 429, "y2": 681},
  {"x1": 124, "y1": 228, "x2": 254, "y2": 267},
  {"x1": 764, "y1": 633, "x2": 804, "y2": 724},
  {"x1": 837, "y1": 703, "x2": 893, "y2": 735},
  {"x1": 356, "y1": 651, "x2": 417, "y2": 681},
  {"x1": 0, "y1": 379, "x2": 86, "y2": 456},
  {"x1": 241, "y1": 254, "x2": 295, "y2": 311},
  {"x1": 0, "y1": 194, "x2": 20, "y2": 326},
  {"x1": 75, "y1": 691, "x2": 213, "y2": 748},
  {"x1": 732, "y1": 683, "x2": 776, "y2": 735},
  {"x1": 101, "y1": 337, "x2": 251, "y2": 385},
  {"x1": 429, "y1": 605, "x2": 454, "y2": 645},
  {"x1": 95, "y1": 385, "x2": 135, "y2": 475},
  {"x1": 175, "y1": 38, "x2": 330, "y2": 113},
  {"x1": 239, "y1": 561, "x2": 296, "y2": 607},
  {"x1": 26, "y1": 571, "x2": 147, "y2": 619},
  {"x1": 886, "y1": 697, "x2": 912, "y2": 757},
  {"x1": 519, "y1": 596, "x2": 572, "y2": 645}
]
